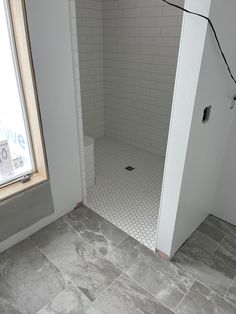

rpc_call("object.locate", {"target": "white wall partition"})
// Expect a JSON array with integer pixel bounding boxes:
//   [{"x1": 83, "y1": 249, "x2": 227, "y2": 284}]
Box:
[
  {"x1": 213, "y1": 110, "x2": 236, "y2": 226},
  {"x1": 157, "y1": 0, "x2": 236, "y2": 258}
]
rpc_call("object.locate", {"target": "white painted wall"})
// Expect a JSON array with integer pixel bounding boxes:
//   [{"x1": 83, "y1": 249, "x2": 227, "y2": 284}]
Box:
[
  {"x1": 156, "y1": 0, "x2": 211, "y2": 258},
  {"x1": 157, "y1": 0, "x2": 236, "y2": 257},
  {"x1": 213, "y1": 110, "x2": 236, "y2": 226},
  {"x1": 0, "y1": 0, "x2": 83, "y2": 252}
]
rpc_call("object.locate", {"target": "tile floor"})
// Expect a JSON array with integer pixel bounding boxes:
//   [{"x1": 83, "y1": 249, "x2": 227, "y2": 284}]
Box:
[
  {"x1": 87, "y1": 136, "x2": 165, "y2": 250},
  {"x1": 0, "y1": 205, "x2": 235, "y2": 313}
]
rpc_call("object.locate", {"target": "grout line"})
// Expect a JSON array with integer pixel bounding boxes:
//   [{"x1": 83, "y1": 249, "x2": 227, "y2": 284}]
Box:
[
  {"x1": 90, "y1": 272, "x2": 125, "y2": 306},
  {"x1": 29, "y1": 238, "x2": 72, "y2": 288},
  {"x1": 28, "y1": 238, "x2": 78, "y2": 313},
  {"x1": 173, "y1": 280, "x2": 196, "y2": 312},
  {"x1": 224, "y1": 276, "x2": 234, "y2": 298},
  {"x1": 62, "y1": 217, "x2": 125, "y2": 274},
  {"x1": 124, "y1": 271, "x2": 175, "y2": 312},
  {"x1": 105, "y1": 233, "x2": 130, "y2": 253},
  {"x1": 30, "y1": 234, "x2": 107, "y2": 308},
  {"x1": 125, "y1": 255, "x2": 195, "y2": 311},
  {"x1": 36, "y1": 285, "x2": 72, "y2": 313},
  {"x1": 173, "y1": 254, "x2": 236, "y2": 302}
]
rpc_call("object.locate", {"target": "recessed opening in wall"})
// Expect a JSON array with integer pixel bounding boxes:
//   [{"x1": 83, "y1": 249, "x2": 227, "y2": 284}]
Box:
[
  {"x1": 0, "y1": 0, "x2": 47, "y2": 200},
  {"x1": 202, "y1": 106, "x2": 212, "y2": 124},
  {"x1": 71, "y1": 0, "x2": 185, "y2": 251}
]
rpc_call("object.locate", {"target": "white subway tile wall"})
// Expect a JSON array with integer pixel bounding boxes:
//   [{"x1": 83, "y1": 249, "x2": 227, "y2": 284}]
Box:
[
  {"x1": 76, "y1": 0, "x2": 105, "y2": 138},
  {"x1": 84, "y1": 136, "x2": 95, "y2": 188},
  {"x1": 103, "y1": 0, "x2": 184, "y2": 156},
  {"x1": 76, "y1": 0, "x2": 184, "y2": 155}
]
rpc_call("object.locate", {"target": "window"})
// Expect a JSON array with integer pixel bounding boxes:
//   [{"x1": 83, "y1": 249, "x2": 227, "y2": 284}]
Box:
[{"x1": 0, "y1": 0, "x2": 47, "y2": 200}]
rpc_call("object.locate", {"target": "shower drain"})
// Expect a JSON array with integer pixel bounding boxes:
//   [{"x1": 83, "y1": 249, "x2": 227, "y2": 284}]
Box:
[{"x1": 125, "y1": 166, "x2": 135, "y2": 171}]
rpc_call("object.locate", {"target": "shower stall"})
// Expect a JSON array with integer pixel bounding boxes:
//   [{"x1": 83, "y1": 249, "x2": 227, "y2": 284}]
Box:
[{"x1": 71, "y1": 0, "x2": 184, "y2": 250}]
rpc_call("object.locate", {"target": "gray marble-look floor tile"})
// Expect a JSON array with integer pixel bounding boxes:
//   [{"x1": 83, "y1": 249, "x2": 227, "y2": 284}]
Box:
[
  {"x1": 205, "y1": 215, "x2": 236, "y2": 238},
  {"x1": 92, "y1": 273, "x2": 174, "y2": 314},
  {"x1": 127, "y1": 259, "x2": 185, "y2": 310},
  {"x1": 0, "y1": 239, "x2": 67, "y2": 313},
  {"x1": 37, "y1": 284, "x2": 91, "y2": 314},
  {"x1": 31, "y1": 219, "x2": 121, "y2": 301},
  {"x1": 214, "y1": 235, "x2": 236, "y2": 270},
  {"x1": 173, "y1": 241, "x2": 236, "y2": 296},
  {"x1": 65, "y1": 206, "x2": 128, "y2": 255},
  {"x1": 175, "y1": 281, "x2": 236, "y2": 314},
  {"x1": 85, "y1": 307, "x2": 105, "y2": 314},
  {"x1": 136, "y1": 243, "x2": 194, "y2": 295},
  {"x1": 104, "y1": 236, "x2": 144, "y2": 272},
  {"x1": 226, "y1": 277, "x2": 236, "y2": 307},
  {"x1": 197, "y1": 220, "x2": 225, "y2": 243},
  {"x1": 0, "y1": 275, "x2": 28, "y2": 314},
  {"x1": 187, "y1": 230, "x2": 219, "y2": 253}
]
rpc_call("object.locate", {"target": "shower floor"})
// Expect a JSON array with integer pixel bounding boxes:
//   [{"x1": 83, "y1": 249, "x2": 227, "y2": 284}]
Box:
[{"x1": 86, "y1": 136, "x2": 165, "y2": 250}]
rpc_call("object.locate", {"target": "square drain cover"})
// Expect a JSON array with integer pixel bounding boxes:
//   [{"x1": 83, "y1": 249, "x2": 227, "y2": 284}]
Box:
[{"x1": 125, "y1": 166, "x2": 135, "y2": 171}]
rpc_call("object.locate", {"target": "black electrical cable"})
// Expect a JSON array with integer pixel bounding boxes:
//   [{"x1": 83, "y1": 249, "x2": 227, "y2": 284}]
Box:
[{"x1": 162, "y1": 0, "x2": 236, "y2": 85}]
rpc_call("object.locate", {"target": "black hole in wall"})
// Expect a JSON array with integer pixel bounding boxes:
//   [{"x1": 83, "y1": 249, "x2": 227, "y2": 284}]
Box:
[
  {"x1": 202, "y1": 106, "x2": 212, "y2": 124},
  {"x1": 125, "y1": 166, "x2": 135, "y2": 171}
]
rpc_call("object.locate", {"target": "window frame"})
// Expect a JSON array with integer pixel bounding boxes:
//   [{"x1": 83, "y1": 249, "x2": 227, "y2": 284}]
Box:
[{"x1": 0, "y1": 0, "x2": 48, "y2": 201}]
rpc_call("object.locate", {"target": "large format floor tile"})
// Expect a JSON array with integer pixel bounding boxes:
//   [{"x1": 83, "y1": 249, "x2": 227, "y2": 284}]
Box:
[
  {"x1": 137, "y1": 245, "x2": 195, "y2": 296},
  {"x1": 31, "y1": 219, "x2": 121, "y2": 302},
  {"x1": 173, "y1": 214, "x2": 236, "y2": 307},
  {"x1": 205, "y1": 215, "x2": 236, "y2": 238},
  {"x1": 215, "y1": 235, "x2": 236, "y2": 269},
  {"x1": 65, "y1": 205, "x2": 128, "y2": 256},
  {"x1": 226, "y1": 277, "x2": 236, "y2": 307},
  {"x1": 104, "y1": 236, "x2": 145, "y2": 272},
  {"x1": 0, "y1": 276, "x2": 29, "y2": 314},
  {"x1": 175, "y1": 281, "x2": 236, "y2": 314},
  {"x1": 92, "y1": 273, "x2": 173, "y2": 314},
  {"x1": 37, "y1": 285, "x2": 91, "y2": 314},
  {"x1": 173, "y1": 241, "x2": 236, "y2": 296},
  {"x1": 187, "y1": 230, "x2": 219, "y2": 254},
  {"x1": 127, "y1": 259, "x2": 193, "y2": 311},
  {"x1": 1, "y1": 206, "x2": 236, "y2": 314},
  {"x1": 0, "y1": 239, "x2": 67, "y2": 313}
]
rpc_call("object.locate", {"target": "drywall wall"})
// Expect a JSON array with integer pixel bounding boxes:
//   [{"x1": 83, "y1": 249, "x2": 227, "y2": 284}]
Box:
[
  {"x1": 103, "y1": 0, "x2": 183, "y2": 156},
  {"x1": 0, "y1": 182, "x2": 53, "y2": 242},
  {"x1": 156, "y1": 0, "x2": 211, "y2": 257},
  {"x1": 213, "y1": 110, "x2": 236, "y2": 226},
  {"x1": 76, "y1": 0, "x2": 104, "y2": 138},
  {"x1": 0, "y1": 0, "x2": 83, "y2": 252},
  {"x1": 157, "y1": 0, "x2": 236, "y2": 257}
]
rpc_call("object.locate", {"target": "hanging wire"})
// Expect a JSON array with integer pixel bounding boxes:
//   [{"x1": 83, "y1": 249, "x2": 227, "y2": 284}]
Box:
[{"x1": 162, "y1": 0, "x2": 236, "y2": 85}]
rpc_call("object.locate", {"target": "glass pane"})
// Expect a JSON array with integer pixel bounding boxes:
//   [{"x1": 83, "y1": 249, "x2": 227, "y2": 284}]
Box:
[{"x1": 0, "y1": 1, "x2": 35, "y2": 186}]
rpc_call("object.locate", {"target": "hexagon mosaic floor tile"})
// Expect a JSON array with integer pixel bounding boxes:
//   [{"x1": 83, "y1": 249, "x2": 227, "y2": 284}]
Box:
[{"x1": 86, "y1": 136, "x2": 165, "y2": 250}]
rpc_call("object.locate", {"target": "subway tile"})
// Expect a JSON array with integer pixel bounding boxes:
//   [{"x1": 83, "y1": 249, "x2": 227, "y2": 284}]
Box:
[
  {"x1": 140, "y1": 7, "x2": 163, "y2": 17},
  {"x1": 73, "y1": 0, "x2": 182, "y2": 154},
  {"x1": 118, "y1": 0, "x2": 137, "y2": 9}
]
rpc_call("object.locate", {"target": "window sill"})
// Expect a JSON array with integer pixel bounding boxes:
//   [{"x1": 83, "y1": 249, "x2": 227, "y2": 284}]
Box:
[{"x1": 0, "y1": 173, "x2": 48, "y2": 201}]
